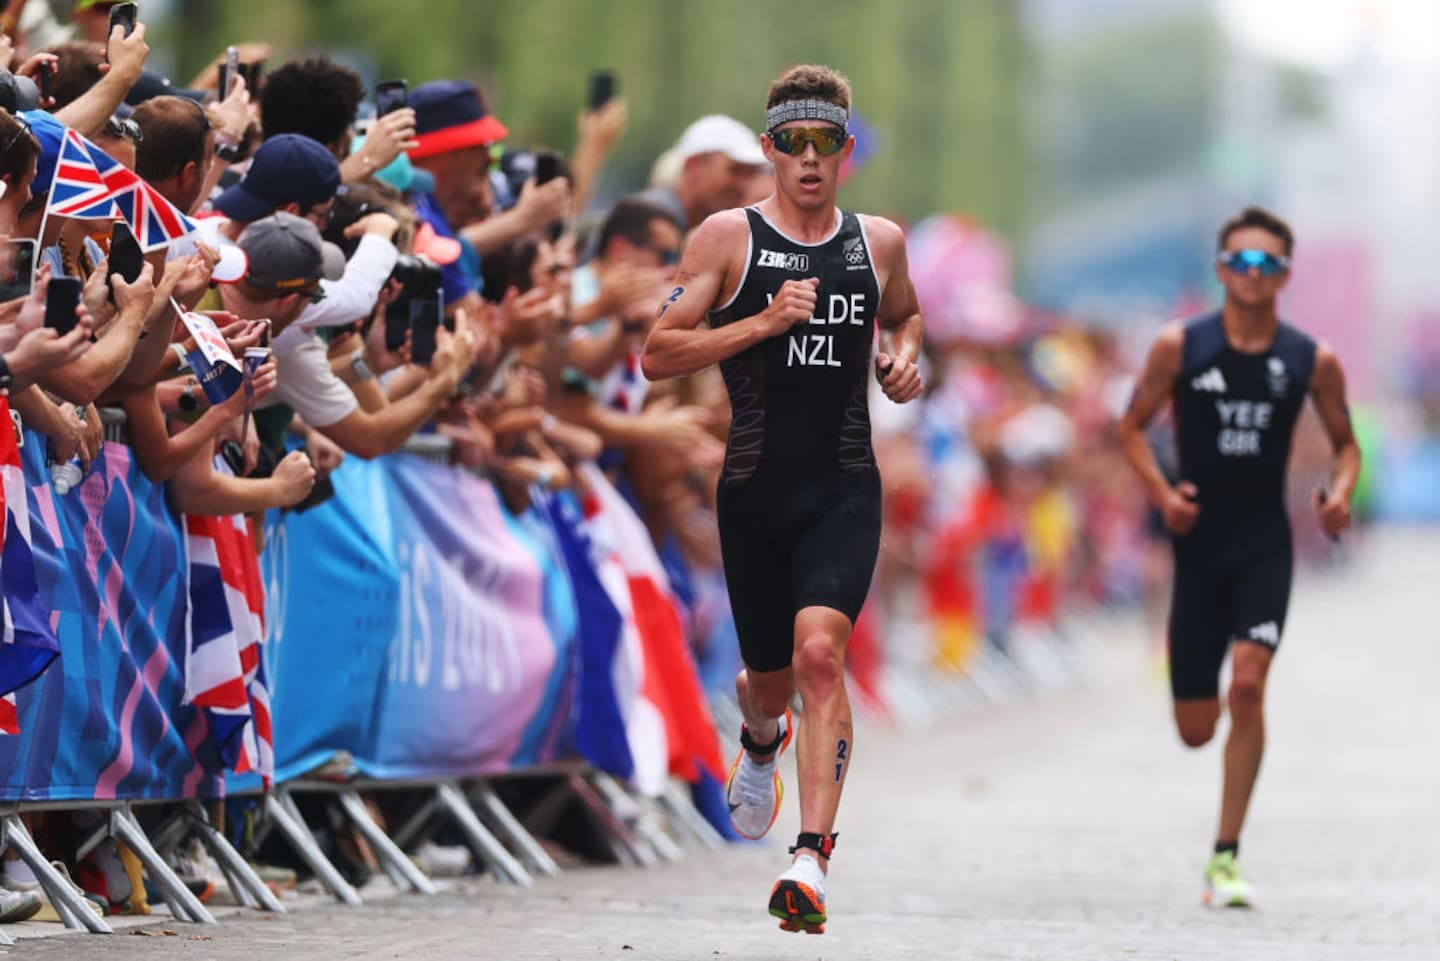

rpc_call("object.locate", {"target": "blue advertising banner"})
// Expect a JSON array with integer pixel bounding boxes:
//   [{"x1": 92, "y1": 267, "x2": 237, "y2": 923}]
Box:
[
  {"x1": 0, "y1": 438, "x2": 221, "y2": 801},
  {"x1": 1, "y1": 439, "x2": 589, "y2": 800},
  {"x1": 257, "y1": 453, "x2": 577, "y2": 785}
]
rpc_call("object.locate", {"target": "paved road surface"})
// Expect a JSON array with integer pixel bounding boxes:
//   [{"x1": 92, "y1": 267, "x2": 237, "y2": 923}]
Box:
[{"x1": 8, "y1": 528, "x2": 1439, "y2": 960}]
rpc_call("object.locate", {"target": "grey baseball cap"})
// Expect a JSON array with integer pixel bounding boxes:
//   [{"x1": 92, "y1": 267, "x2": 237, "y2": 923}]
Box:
[{"x1": 236, "y1": 212, "x2": 346, "y2": 293}]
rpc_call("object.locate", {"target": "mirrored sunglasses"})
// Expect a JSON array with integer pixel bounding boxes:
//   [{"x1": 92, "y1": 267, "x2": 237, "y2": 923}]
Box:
[
  {"x1": 768, "y1": 126, "x2": 846, "y2": 157},
  {"x1": 1216, "y1": 248, "x2": 1290, "y2": 277}
]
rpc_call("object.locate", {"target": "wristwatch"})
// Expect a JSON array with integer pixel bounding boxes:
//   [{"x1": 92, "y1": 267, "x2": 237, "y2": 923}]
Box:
[
  {"x1": 350, "y1": 350, "x2": 374, "y2": 381},
  {"x1": 178, "y1": 379, "x2": 200, "y2": 413},
  {"x1": 0, "y1": 354, "x2": 12, "y2": 392},
  {"x1": 213, "y1": 131, "x2": 244, "y2": 163}
]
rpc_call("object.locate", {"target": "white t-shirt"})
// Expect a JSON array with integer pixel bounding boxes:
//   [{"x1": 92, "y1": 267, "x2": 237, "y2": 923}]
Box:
[
  {"x1": 295, "y1": 234, "x2": 400, "y2": 331},
  {"x1": 267, "y1": 325, "x2": 358, "y2": 428}
]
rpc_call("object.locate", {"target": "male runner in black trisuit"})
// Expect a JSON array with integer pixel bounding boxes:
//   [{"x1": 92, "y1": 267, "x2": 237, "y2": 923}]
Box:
[
  {"x1": 641, "y1": 64, "x2": 923, "y2": 934},
  {"x1": 1118, "y1": 207, "x2": 1360, "y2": 907}
]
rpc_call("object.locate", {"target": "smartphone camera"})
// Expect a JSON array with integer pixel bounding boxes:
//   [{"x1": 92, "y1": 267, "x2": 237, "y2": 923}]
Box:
[
  {"x1": 375, "y1": 80, "x2": 409, "y2": 118},
  {"x1": 588, "y1": 70, "x2": 616, "y2": 111},
  {"x1": 44, "y1": 276, "x2": 83, "y2": 336}
]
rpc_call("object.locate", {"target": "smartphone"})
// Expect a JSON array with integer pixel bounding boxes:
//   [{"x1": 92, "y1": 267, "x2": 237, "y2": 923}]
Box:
[
  {"x1": 291, "y1": 470, "x2": 335, "y2": 514},
  {"x1": 37, "y1": 61, "x2": 51, "y2": 104},
  {"x1": 375, "y1": 79, "x2": 408, "y2": 118},
  {"x1": 588, "y1": 70, "x2": 616, "y2": 111},
  {"x1": 408, "y1": 299, "x2": 443, "y2": 365},
  {"x1": 219, "y1": 45, "x2": 240, "y2": 96},
  {"x1": 534, "y1": 151, "x2": 562, "y2": 185},
  {"x1": 238, "y1": 59, "x2": 263, "y2": 93},
  {"x1": 383, "y1": 298, "x2": 410, "y2": 352},
  {"x1": 107, "y1": 221, "x2": 145, "y2": 300},
  {"x1": 0, "y1": 239, "x2": 35, "y2": 303},
  {"x1": 44, "y1": 277, "x2": 83, "y2": 336},
  {"x1": 108, "y1": 2, "x2": 138, "y2": 38}
]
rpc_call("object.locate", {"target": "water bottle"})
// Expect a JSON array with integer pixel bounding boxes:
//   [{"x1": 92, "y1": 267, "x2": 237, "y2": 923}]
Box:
[
  {"x1": 50, "y1": 406, "x2": 87, "y2": 496},
  {"x1": 49, "y1": 454, "x2": 82, "y2": 495}
]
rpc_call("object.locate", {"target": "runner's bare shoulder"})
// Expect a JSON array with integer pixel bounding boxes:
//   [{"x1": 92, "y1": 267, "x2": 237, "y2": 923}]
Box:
[
  {"x1": 686, "y1": 208, "x2": 751, "y2": 264},
  {"x1": 857, "y1": 213, "x2": 905, "y2": 254}
]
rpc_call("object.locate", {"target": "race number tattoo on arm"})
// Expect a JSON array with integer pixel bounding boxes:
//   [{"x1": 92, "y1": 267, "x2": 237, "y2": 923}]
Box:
[
  {"x1": 834, "y1": 738, "x2": 848, "y2": 782},
  {"x1": 658, "y1": 286, "x2": 685, "y2": 319}
]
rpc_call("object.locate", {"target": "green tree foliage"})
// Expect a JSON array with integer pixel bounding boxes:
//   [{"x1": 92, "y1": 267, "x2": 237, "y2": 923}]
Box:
[{"x1": 160, "y1": 0, "x2": 1027, "y2": 235}]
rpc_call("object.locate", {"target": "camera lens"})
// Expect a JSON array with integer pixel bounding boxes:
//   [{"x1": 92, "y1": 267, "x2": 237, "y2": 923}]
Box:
[{"x1": 388, "y1": 255, "x2": 442, "y2": 298}]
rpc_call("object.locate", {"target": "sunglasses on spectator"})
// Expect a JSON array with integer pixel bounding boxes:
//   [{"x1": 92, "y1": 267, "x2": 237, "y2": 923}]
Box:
[
  {"x1": 635, "y1": 242, "x2": 680, "y2": 266},
  {"x1": 105, "y1": 115, "x2": 143, "y2": 145},
  {"x1": 768, "y1": 125, "x2": 847, "y2": 157},
  {"x1": 1216, "y1": 249, "x2": 1289, "y2": 277}
]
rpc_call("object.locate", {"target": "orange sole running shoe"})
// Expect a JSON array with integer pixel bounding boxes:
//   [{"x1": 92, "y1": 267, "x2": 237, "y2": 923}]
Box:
[
  {"x1": 769, "y1": 877, "x2": 826, "y2": 934},
  {"x1": 725, "y1": 709, "x2": 794, "y2": 841}
]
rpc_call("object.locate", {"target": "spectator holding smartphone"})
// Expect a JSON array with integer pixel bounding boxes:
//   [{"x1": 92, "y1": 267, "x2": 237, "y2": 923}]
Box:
[{"x1": 224, "y1": 213, "x2": 469, "y2": 460}]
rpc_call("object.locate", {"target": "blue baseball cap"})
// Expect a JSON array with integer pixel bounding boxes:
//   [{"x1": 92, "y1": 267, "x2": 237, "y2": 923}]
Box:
[
  {"x1": 21, "y1": 109, "x2": 67, "y2": 196},
  {"x1": 408, "y1": 80, "x2": 508, "y2": 161},
  {"x1": 213, "y1": 133, "x2": 340, "y2": 223}
]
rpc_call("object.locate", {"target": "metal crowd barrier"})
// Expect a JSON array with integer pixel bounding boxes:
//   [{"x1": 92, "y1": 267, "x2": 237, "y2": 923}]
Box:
[
  {"x1": 2, "y1": 766, "x2": 721, "y2": 939},
  {"x1": 400, "y1": 433, "x2": 453, "y2": 465}
]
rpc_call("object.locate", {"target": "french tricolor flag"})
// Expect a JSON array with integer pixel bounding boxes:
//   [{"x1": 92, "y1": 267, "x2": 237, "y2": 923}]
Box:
[
  {"x1": 578, "y1": 464, "x2": 725, "y2": 795},
  {"x1": 183, "y1": 500, "x2": 272, "y2": 785},
  {"x1": 0, "y1": 397, "x2": 59, "y2": 736}
]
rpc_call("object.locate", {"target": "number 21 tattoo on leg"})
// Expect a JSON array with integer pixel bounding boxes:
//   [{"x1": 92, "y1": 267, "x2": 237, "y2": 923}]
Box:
[{"x1": 834, "y1": 737, "x2": 848, "y2": 782}]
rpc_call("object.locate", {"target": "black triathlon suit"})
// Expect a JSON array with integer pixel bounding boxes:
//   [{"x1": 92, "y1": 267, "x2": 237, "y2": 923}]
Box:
[
  {"x1": 709, "y1": 207, "x2": 884, "y2": 673},
  {"x1": 1168, "y1": 311, "x2": 1317, "y2": 699}
]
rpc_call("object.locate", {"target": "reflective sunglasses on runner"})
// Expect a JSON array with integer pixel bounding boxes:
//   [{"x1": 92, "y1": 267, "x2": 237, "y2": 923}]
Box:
[
  {"x1": 1216, "y1": 248, "x2": 1290, "y2": 277},
  {"x1": 768, "y1": 126, "x2": 847, "y2": 157}
]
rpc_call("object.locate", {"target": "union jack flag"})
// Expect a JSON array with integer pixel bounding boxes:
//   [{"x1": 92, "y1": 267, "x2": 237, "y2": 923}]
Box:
[
  {"x1": 184, "y1": 483, "x2": 272, "y2": 787},
  {"x1": 46, "y1": 129, "x2": 119, "y2": 220},
  {"x1": 85, "y1": 138, "x2": 199, "y2": 251},
  {"x1": 46, "y1": 128, "x2": 198, "y2": 252}
]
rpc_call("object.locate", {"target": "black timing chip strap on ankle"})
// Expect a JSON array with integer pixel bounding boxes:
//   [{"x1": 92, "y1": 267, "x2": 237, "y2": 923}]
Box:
[
  {"x1": 789, "y1": 832, "x2": 838, "y2": 859},
  {"x1": 740, "y1": 723, "x2": 785, "y2": 755}
]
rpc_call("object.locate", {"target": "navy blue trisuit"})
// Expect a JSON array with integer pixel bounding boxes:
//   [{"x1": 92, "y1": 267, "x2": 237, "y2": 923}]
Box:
[
  {"x1": 708, "y1": 207, "x2": 884, "y2": 673},
  {"x1": 1167, "y1": 311, "x2": 1317, "y2": 700}
]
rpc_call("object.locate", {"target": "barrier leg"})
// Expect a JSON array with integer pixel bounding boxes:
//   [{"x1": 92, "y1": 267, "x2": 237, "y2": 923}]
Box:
[
  {"x1": 0, "y1": 814, "x2": 111, "y2": 934},
  {"x1": 334, "y1": 791, "x2": 437, "y2": 895},
  {"x1": 185, "y1": 801, "x2": 285, "y2": 914},
  {"x1": 263, "y1": 792, "x2": 362, "y2": 906},
  {"x1": 73, "y1": 820, "x2": 110, "y2": 863},
  {"x1": 564, "y1": 772, "x2": 653, "y2": 867},
  {"x1": 213, "y1": 854, "x2": 257, "y2": 910},
  {"x1": 589, "y1": 772, "x2": 683, "y2": 864},
  {"x1": 389, "y1": 795, "x2": 442, "y2": 852},
  {"x1": 433, "y1": 783, "x2": 531, "y2": 886},
  {"x1": 141, "y1": 804, "x2": 193, "y2": 861},
  {"x1": 658, "y1": 782, "x2": 727, "y2": 850},
  {"x1": 468, "y1": 782, "x2": 561, "y2": 879},
  {"x1": 110, "y1": 807, "x2": 215, "y2": 924}
]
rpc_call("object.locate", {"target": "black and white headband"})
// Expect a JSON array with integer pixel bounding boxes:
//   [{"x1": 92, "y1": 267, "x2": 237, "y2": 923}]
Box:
[{"x1": 765, "y1": 99, "x2": 848, "y2": 134}]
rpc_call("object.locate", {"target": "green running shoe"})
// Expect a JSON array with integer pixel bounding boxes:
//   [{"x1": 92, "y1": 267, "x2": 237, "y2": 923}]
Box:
[{"x1": 1203, "y1": 850, "x2": 1253, "y2": 908}]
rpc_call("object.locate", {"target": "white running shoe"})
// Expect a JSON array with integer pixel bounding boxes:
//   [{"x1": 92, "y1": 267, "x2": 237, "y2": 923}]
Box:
[
  {"x1": 724, "y1": 711, "x2": 793, "y2": 840},
  {"x1": 769, "y1": 853, "x2": 828, "y2": 934}
]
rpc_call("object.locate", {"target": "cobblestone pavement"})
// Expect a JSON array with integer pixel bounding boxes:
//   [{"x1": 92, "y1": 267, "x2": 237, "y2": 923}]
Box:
[{"x1": 7, "y1": 528, "x2": 1438, "y2": 960}]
